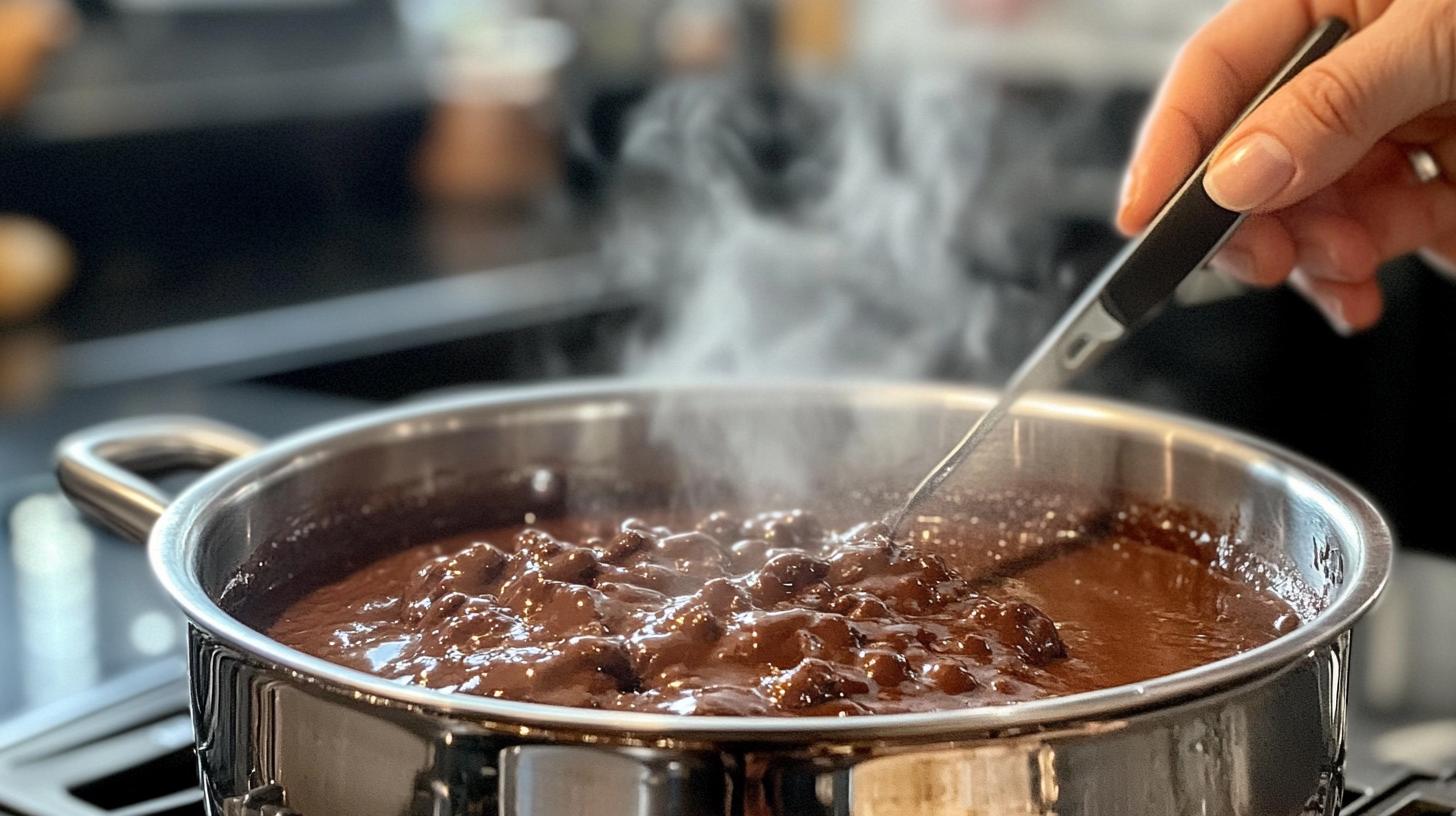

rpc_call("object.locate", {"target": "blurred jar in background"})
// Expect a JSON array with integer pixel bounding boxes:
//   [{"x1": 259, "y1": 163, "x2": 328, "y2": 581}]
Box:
[
  {"x1": 0, "y1": 0, "x2": 77, "y2": 324},
  {"x1": 0, "y1": 0, "x2": 75, "y2": 115},
  {"x1": 777, "y1": 0, "x2": 847, "y2": 75},
  {"x1": 0, "y1": 216, "x2": 72, "y2": 326},
  {"x1": 0, "y1": 1, "x2": 75, "y2": 409},
  {"x1": 0, "y1": 216, "x2": 68, "y2": 408},
  {"x1": 413, "y1": 5, "x2": 576, "y2": 207},
  {"x1": 656, "y1": 0, "x2": 738, "y2": 75}
]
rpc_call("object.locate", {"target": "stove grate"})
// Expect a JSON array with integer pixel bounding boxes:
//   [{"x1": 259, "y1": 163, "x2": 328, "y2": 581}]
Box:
[{"x1": 0, "y1": 661, "x2": 199, "y2": 816}]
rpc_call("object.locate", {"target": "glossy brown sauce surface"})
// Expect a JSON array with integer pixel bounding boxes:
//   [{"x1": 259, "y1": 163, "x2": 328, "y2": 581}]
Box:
[{"x1": 264, "y1": 494, "x2": 1301, "y2": 716}]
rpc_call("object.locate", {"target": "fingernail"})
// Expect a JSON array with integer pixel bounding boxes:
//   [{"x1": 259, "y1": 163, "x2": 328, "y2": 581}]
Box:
[
  {"x1": 1205, "y1": 133, "x2": 1296, "y2": 211},
  {"x1": 1419, "y1": 248, "x2": 1456, "y2": 280},
  {"x1": 1324, "y1": 300, "x2": 1354, "y2": 337},
  {"x1": 1299, "y1": 243, "x2": 1341, "y2": 281},
  {"x1": 1288, "y1": 269, "x2": 1353, "y2": 337},
  {"x1": 1208, "y1": 247, "x2": 1255, "y2": 283}
]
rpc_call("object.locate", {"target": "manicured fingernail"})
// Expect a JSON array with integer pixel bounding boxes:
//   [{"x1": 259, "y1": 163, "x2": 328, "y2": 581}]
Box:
[
  {"x1": 1419, "y1": 248, "x2": 1456, "y2": 280},
  {"x1": 1310, "y1": 291, "x2": 1354, "y2": 336},
  {"x1": 1208, "y1": 247, "x2": 1255, "y2": 283},
  {"x1": 1289, "y1": 269, "x2": 1353, "y2": 336},
  {"x1": 1205, "y1": 133, "x2": 1296, "y2": 211},
  {"x1": 1324, "y1": 299, "x2": 1353, "y2": 337}
]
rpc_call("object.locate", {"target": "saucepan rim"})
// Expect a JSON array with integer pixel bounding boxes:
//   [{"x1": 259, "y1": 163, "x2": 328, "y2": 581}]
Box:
[{"x1": 150, "y1": 378, "x2": 1391, "y2": 741}]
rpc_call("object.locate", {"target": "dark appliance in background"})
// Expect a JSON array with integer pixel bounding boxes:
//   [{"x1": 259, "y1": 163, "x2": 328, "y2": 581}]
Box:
[
  {"x1": 1, "y1": 1, "x2": 1456, "y2": 813},
  {"x1": 0, "y1": 0, "x2": 432, "y2": 342}
]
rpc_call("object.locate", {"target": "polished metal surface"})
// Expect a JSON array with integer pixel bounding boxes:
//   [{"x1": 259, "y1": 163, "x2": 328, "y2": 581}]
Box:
[
  {"x1": 189, "y1": 629, "x2": 1348, "y2": 816},
  {"x1": 54, "y1": 416, "x2": 264, "y2": 544},
  {"x1": 55, "y1": 381, "x2": 1393, "y2": 815}
]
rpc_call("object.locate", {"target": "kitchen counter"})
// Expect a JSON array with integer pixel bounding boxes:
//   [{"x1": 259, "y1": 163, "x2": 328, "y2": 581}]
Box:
[{"x1": 0, "y1": 191, "x2": 649, "y2": 479}]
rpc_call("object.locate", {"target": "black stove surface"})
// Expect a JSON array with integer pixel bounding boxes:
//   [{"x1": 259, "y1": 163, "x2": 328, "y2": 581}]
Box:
[
  {"x1": 0, "y1": 472, "x2": 184, "y2": 724},
  {"x1": 0, "y1": 380, "x2": 376, "y2": 816}
]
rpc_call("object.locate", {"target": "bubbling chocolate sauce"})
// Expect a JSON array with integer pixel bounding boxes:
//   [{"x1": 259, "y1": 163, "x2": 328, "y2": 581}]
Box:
[{"x1": 265, "y1": 497, "x2": 1301, "y2": 716}]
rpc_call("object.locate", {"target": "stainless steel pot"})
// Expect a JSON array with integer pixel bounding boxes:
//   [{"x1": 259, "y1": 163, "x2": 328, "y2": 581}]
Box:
[{"x1": 53, "y1": 381, "x2": 1392, "y2": 816}]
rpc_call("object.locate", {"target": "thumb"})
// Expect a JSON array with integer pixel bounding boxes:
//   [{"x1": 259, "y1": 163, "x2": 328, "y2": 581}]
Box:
[{"x1": 1203, "y1": 5, "x2": 1456, "y2": 213}]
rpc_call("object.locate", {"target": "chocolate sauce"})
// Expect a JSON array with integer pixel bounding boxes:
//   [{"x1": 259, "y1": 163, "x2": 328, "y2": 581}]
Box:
[{"x1": 264, "y1": 497, "x2": 1300, "y2": 716}]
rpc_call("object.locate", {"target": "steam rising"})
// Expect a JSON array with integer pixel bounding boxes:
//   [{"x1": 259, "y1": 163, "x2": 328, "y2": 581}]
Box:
[
  {"x1": 596, "y1": 68, "x2": 1120, "y2": 510},
  {"x1": 605, "y1": 69, "x2": 1113, "y2": 383}
]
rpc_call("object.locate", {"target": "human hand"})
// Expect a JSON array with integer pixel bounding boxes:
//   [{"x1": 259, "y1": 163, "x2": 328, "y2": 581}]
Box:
[{"x1": 1116, "y1": 0, "x2": 1456, "y2": 334}]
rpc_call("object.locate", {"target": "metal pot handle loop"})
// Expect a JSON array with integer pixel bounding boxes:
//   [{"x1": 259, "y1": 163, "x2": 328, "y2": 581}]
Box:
[{"x1": 54, "y1": 415, "x2": 265, "y2": 544}]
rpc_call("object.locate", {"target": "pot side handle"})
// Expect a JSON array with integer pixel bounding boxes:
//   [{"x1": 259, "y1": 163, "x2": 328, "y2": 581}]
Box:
[{"x1": 54, "y1": 415, "x2": 265, "y2": 544}]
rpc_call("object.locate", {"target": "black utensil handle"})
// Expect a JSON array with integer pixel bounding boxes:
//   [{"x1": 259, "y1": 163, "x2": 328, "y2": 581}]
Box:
[{"x1": 1099, "y1": 15, "x2": 1350, "y2": 327}]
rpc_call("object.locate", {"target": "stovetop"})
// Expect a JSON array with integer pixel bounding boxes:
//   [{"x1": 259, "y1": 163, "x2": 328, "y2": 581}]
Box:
[
  {"x1": 0, "y1": 475, "x2": 194, "y2": 816},
  {"x1": 0, "y1": 380, "x2": 382, "y2": 816},
  {"x1": 2, "y1": 451, "x2": 1456, "y2": 815}
]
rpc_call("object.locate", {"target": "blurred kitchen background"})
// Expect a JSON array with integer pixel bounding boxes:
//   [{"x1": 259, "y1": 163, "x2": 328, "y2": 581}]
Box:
[
  {"x1": 5, "y1": 2, "x2": 1456, "y2": 808},
  {"x1": 4, "y1": 0, "x2": 1453, "y2": 556}
]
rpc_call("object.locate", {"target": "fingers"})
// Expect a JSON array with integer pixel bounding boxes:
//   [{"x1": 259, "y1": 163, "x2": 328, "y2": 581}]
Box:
[
  {"x1": 1117, "y1": 0, "x2": 1390, "y2": 235},
  {"x1": 1263, "y1": 181, "x2": 1387, "y2": 334},
  {"x1": 1207, "y1": 138, "x2": 1456, "y2": 332},
  {"x1": 1287, "y1": 188, "x2": 1384, "y2": 282},
  {"x1": 1117, "y1": 0, "x2": 1456, "y2": 335},
  {"x1": 1208, "y1": 215, "x2": 1298, "y2": 286},
  {"x1": 1344, "y1": 172, "x2": 1456, "y2": 260},
  {"x1": 1211, "y1": 212, "x2": 1382, "y2": 335},
  {"x1": 1115, "y1": 104, "x2": 1203, "y2": 235},
  {"x1": 1287, "y1": 268, "x2": 1384, "y2": 334},
  {"x1": 1422, "y1": 229, "x2": 1456, "y2": 277},
  {"x1": 1207, "y1": 196, "x2": 1383, "y2": 293},
  {"x1": 1205, "y1": 0, "x2": 1456, "y2": 212}
]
